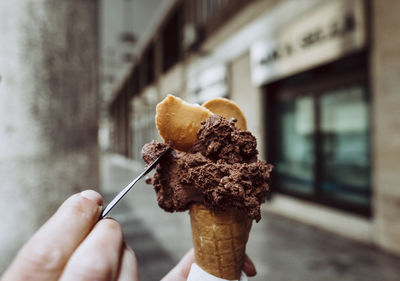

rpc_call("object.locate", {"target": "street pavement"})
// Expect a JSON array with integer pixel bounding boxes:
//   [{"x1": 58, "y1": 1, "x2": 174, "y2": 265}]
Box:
[{"x1": 101, "y1": 154, "x2": 400, "y2": 281}]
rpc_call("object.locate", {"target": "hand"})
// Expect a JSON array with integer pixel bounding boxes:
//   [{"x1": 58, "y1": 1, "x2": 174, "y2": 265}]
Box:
[
  {"x1": 162, "y1": 249, "x2": 257, "y2": 281},
  {"x1": 1, "y1": 190, "x2": 139, "y2": 281},
  {"x1": 1, "y1": 190, "x2": 257, "y2": 281}
]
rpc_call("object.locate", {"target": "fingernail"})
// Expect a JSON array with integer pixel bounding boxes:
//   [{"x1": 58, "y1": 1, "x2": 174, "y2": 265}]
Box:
[
  {"x1": 80, "y1": 190, "x2": 103, "y2": 206},
  {"x1": 243, "y1": 260, "x2": 257, "y2": 276}
]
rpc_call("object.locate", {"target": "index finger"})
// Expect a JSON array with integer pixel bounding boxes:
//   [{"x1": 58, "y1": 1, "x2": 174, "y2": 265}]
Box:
[
  {"x1": 161, "y1": 248, "x2": 195, "y2": 281},
  {"x1": 2, "y1": 190, "x2": 103, "y2": 281}
]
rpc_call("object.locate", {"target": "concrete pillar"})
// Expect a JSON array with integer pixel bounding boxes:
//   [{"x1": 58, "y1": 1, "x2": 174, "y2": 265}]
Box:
[
  {"x1": 0, "y1": 0, "x2": 99, "y2": 272},
  {"x1": 371, "y1": 0, "x2": 400, "y2": 255}
]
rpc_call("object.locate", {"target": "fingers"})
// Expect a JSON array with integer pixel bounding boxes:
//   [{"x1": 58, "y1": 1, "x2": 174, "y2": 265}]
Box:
[
  {"x1": 2, "y1": 190, "x2": 103, "y2": 281},
  {"x1": 161, "y1": 249, "x2": 256, "y2": 280},
  {"x1": 59, "y1": 218, "x2": 124, "y2": 281},
  {"x1": 117, "y1": 245, "x2": 140, "y2": 281},
  {"x1": 243, "y1": 255, "x2": 257, "y2": 277},
  {"x1": 161, "y1": 248, "x2": 194, "y2": 281}
]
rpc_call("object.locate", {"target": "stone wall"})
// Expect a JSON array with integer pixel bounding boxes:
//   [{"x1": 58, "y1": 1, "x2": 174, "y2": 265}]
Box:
[
  {"x1": 0, "y1": 0, "x2": 99, "y2": 272},
  {"x1": 371, "y1": 0, "x2": 400, "y2": 255}
]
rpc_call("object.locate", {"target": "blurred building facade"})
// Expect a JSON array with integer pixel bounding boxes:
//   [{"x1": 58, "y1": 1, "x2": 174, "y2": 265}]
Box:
[{"x1": 104, "y1": 0, "x2": 400, "y2": 255}]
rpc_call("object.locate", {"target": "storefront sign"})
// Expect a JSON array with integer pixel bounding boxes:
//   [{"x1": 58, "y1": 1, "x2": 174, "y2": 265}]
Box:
[{"x1": 251, "y1": 0, "x2": 366, "y2": 86}]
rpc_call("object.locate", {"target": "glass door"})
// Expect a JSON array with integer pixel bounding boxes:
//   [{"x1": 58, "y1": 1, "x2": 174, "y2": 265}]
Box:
[
  {"x1": 274, "y1": 95, "x2": 315, "y2": 196},
  {"x1": 320, "y1": 85, "x2": 371, "y2": 207},
  {"x1": 267, "y1": 53, "x2": 371, "y2": 216}
]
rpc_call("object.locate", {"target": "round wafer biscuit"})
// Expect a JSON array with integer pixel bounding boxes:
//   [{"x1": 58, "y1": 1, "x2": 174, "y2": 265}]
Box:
[
  {"x1": 202, "y1": 97, "x2": 247, "y2": 130},
  {"x1": 156, "y1": 95, "x2": 212, "y2": 151}
]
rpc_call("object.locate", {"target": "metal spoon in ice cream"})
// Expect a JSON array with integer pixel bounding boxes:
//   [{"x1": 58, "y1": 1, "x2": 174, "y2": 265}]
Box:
[{"x1": 99, "y1": 147, "x2": 172, "y2": 219}]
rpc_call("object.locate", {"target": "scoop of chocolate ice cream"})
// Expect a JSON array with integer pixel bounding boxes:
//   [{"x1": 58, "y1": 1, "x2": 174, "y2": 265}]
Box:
[
  {"x1": 143, "y1": 115, "x2": 273, "y2": 221},
  {"x1": 141, "y1": 141, "x2": 171, "y2": 164},
  {"x1": 191, "y1": 115, "x2": 258, "y2": 164}
]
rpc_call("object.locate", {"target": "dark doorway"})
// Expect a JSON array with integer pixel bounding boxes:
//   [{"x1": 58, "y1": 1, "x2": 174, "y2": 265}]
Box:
[{"x1": 265, "y1": 51, "x2": 371, "y2": 217}]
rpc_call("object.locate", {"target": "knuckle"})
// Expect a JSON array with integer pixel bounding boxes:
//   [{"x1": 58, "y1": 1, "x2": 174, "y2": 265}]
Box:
[
  {"x1": 20, "y1": 242, "x2": 66, "y2": 273},
  {"x1": 65, "y1": 194, "x2": 99, "y2": 220},
  {"x1": 69, "y1": 256, "x2": 114, "y2": 281}
]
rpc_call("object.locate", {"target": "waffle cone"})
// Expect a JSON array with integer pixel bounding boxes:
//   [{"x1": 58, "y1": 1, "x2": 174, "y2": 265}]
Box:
[{"x1": 189, "y1": 204, "x2": 252, "y2": 280}]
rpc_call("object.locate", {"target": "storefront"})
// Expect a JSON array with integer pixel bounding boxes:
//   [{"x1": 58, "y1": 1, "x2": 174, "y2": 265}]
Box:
[
  {"x1": 266, "y1": 52, "x2": 370, "y2": 216},
  {"x1": 109, "y1": 0, "x2": 400, "y2": 254},
  {"x1": 250, "y1": 0, "x2": 371, "y2": 216}
]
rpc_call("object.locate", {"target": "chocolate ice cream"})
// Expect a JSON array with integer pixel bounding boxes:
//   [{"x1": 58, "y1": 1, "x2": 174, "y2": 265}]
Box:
[{"x1": 142, "y1": 115, "x2": 273, "y2": 221}]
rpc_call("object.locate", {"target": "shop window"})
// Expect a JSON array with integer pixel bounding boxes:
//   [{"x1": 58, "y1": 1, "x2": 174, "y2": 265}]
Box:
[
  {"x1": 266, "y1": 52, "x2": 371, "y2": 216},
  {"x1": 320, "y1": 86, "x2": 370, "y2": 207},
  {"x1": 192, "y1": 0, "x2": 252, "y2": 38},
  {"x1": 143, "y1": 45, "x2": 155, "y2": 86},
  {"x1": 162, "y1": 4, "x2": 183, "y2": 72},
  {"x1": 273, "y1": 95, "x2": 315, "y2": 196},
  {"x1": 132, "y1": 68, "x2": 139, "y2": 95}
]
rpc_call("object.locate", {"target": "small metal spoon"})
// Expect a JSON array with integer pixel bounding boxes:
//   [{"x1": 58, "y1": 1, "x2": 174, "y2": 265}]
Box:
[{"x1": 99, "y1": 147, "x2": 172, "y2": 219}]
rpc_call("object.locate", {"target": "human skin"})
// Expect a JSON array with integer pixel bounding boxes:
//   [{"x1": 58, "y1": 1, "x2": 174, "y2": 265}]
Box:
[
  {"x1": 161, "y1": 248, "x2": 257, "y2": 281},
  {"x1": 1, "y1": 190, "x2": 256, "y2": 281}
]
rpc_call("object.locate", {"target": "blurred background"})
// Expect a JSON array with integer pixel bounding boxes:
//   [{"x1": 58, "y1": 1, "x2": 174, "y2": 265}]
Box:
[{"x1": 1, "y1": 0, "x2": 400, "y2": 280}]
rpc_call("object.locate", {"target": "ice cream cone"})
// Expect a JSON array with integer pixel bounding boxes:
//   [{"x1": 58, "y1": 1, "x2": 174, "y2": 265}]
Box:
[{"x1": 189, "y1": 204, "x2": 252, "y2": 280}]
